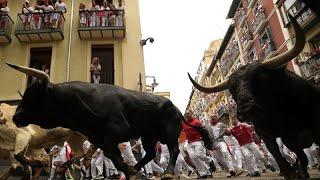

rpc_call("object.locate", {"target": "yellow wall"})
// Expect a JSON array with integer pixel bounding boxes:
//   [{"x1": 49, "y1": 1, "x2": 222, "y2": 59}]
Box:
[{"x1": 0, "y1": 0, "x2": 145, "y2": 101}]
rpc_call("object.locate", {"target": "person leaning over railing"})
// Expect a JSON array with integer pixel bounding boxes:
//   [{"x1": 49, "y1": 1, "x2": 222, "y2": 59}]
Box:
[
  {"x1": 52, "y1": 0, "x2": 66, "y2": 29},
  {"x1": 116, "y1": 0, "x2": 124, "y2": 26},
  {"x1": 79, "y1": 3, "x2": 87, "y2": 27},
  {"x1": 0, "y1": 0, "x2": 9, "y2": 30},
  {"x1": 22, "y1": 0, "x2": 34, "y2": 30}
]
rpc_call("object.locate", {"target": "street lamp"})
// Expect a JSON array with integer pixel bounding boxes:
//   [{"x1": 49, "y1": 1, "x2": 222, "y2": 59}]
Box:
[
  {"x1": 140, "y1": 37, "x2": 154, "y2": 46},
  {"x1": 146, "y1": 75, "x2": 159, "y2": 92}
]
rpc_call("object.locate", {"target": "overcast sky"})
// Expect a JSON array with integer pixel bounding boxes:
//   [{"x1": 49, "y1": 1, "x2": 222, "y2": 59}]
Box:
[{"x1": 139, "y1": 0, "x2": 233, "y2": 112}]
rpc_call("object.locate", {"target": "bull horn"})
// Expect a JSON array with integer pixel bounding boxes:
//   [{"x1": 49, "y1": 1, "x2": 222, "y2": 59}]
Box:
[
  {"x1": 262, "y1": 14, "x2": 305, "y2": 68},
  {"x1": 6, "y1": 62, "x2": 50, "y2": 82},
  {"x1": 188, "y1": 73, "x2": 228, "y2": 93}
]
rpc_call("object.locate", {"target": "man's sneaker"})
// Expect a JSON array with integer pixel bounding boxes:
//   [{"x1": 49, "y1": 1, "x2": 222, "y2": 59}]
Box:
[
  {"x1": 236, "y1": 169, "x2": 245, "y2": 176},
  {"x1": 188, "y1": 170, "x2": 193, "y2": 176},
  {"x1": 266, "y1": 164, "x2": 276, "y2": 172},
  {"x1": 230, "y1": 170, "x2": 236, "y2": 176},
  {"x1": 250, "y1": 171, "x2": 261, "y2": 177},
  {"x1": 208, "y1": 161, "x2": 216, "y2": 173}
]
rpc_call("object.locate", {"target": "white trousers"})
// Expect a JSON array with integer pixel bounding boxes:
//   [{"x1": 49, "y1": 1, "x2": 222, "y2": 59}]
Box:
[
  {"x1": 104, "y1": 157, "x2": 118, "y2": 177},
  {"x1": 187, "y1": 141, "x2": 212, "y2": 176},
  {"x1": 91, "y1": 151, "x2": 104, "y2": 178},
  {"x1": 174, "y1": 153, "x2": 193, "y2": 175},
  {"x1": 214, "y1": 141, "x2": 235, "y2": 172},
  {"x1": 240, "y1": 142, "x2": 267, "y2": 173},
  {"x1": 120, "y1": 142, "x2": 137, "y2": 166},
  {"x1": 160, "y1": 152, "x2": 170, "y2": 170}
]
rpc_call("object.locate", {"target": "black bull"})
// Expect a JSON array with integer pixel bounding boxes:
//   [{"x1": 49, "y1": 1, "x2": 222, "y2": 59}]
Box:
[
  {"x1": 188, "y1": 15, "x2": 320, "y2": 179},
  {"x1": 4, "y1": 65, "x2": 212, "y2": 179}
]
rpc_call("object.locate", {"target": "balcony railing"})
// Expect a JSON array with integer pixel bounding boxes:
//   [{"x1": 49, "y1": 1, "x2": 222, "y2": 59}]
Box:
[
  {"x1": 298, "y1": 53, "x2": 320, "y2": 79},
  {"x1": 252, "y1": 8, "x2": 267, "y2": 35},
  {"x1": 248, "y1": 0, "x2": 257, "y2": 8},
  {"x1": 240, "y1": 31, "x2": 253, "y2": 51},
  {"x1": 0, "y1": 14, "x2": 14, "y2": 44},
  {"x1": 287, "y1": 1, "x2": 316, "y2": 28},
  {"x1": 15, "y1": 12, "x2": 65, "y2": 42},
  {"x1": 260, "y1": 40, "x2": 276, "y2": 60},
  {"x1": 78, "y1": 9, "x2": 125, "y2": 39},
  {"x1": 236, "y1": 8, "x2": 247, "y2": 26}
]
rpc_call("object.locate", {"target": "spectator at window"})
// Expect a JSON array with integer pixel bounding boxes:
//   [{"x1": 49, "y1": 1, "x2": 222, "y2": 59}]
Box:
[
  {"x1": 91, "y1": 57, "x2": 102, "y2": 84},
  {"x1": 52, "y1": 0, "x2": 66, "y2": 28},
  {"x1": 22, "y1": 0, "x2": 34, "y2": 30},
  {"x1": 104, "y1": 0, "x2": 116, "y2": 26}
]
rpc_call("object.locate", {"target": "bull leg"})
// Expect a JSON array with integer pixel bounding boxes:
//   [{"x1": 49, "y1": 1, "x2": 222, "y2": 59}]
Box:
[
  {"x1": 292, "y1": 148, "x2": 310, "y2": 179},
  {"x1": 257, "y1": 132, "x2": 296, "y2": 179},
  {"x1": 134, "y1": 138, "x2": 158, "y2": 171},
  {"x1": 105, "y1": 147, "x2": 134, "y2": 179}
]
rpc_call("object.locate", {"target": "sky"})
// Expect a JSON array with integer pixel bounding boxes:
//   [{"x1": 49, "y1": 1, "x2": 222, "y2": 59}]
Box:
[{"x1": 139, "y1": 0, "x2": 233, "y2": 112}]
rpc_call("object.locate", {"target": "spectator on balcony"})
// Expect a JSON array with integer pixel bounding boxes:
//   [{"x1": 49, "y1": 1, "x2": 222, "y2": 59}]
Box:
[
  {"x1": 91, "y1": 57, "x2": 102, "y2": 84},
  {"x1": 89, "y1": 0, "x2": 100, "y2": 27},
  {"x1": 22, "y1": 0, "x2": 34, "y2": 30},
  {"x1": 0, "y1": 0, "x2": 9, "y2": 29},
  {"x1": 52, "y1": 0, "x2": 66, "y2": 28},
  {"x1": 97, "y1": 3, "x2": 107, "y2": 27},
  {"x1": 79, "y1": 3, "x2": 87, "y2": 27},
  {"x1": 104, "y1": 0, "x2": 116, "y2": 26},
  {"x1": 43, "y1": 0, "x2": 54, "y2": 28},
  {"x1": 33, "y1": 1, "x2": 44, "y2": 30},
  {"x1": 115, "y1": 0, "x2": 124, "y2": 26}
]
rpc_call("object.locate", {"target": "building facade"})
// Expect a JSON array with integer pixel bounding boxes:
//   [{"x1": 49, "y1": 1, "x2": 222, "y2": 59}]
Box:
[
  {"x1": 276, "y1": 0, "x2": 320, "y2": 80},
  {"x1": 0, "y1": 0, "x2": 146, "y2": 102}
]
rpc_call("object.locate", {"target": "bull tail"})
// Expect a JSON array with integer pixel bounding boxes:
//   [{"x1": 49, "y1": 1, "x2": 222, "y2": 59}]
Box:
[{"x1": 181, "y1": 116, "x2": 213, "y2": 150}]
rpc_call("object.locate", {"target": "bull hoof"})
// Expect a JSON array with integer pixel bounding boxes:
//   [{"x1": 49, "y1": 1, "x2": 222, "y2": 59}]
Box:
[{"x1": 161, "y1": 173, "x2": 174, "y2": 180}]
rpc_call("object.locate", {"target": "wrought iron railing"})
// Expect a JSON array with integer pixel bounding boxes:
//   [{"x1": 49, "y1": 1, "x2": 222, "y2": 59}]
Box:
[
  {"x1": 16, "y1": 12, "x2": 65, "y2": 32},
  {"x1": 252, "y1": 8, "x2": 267, "y2": 33},
  {"x1": 91, "y1": 70, "x2": 114, "y2": 84},
  {"x1": 240, "y1": 31, "x2": 253, "y2": 50},
  {"x1": 236, "y1": 8, "x2": 246, "y2": 25},
  {"x1": 298, "y1": 53, "x2": 320, "y2": 78},
  {"x1": 0, "y1": 14, "x2": 14, "y2": 36},
  {"x1": 79, "y1": 9, "x2": 124, "y2": 28}
]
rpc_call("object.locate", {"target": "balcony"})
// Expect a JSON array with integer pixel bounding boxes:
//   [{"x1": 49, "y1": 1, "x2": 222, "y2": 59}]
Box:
[
  {"x1": 260, "y1": 40, "x2": 276, "y2": 61},
  {"x1": 248, "y1": 0, "x2": 257, "y2": 9},
  {"x1": 15, "y1": 12, "x2": 65, "y2": 42},
  {"x1": 78, "y1": 9, "x2": 125, "y2": 39},
  {"x1": 252, "y1": 8, "x2": 267, "y2": 35},
  {"x1": 298, "y1": 53, "x2": 320, "y2": 79},
  {"x1": 236, "y1": 8, "x2": 247, "y2": 26},
  {"x1": 0, "y1": 14, "x2": 14, "y2": 44},
  {"x1": 240, "y1": 31, "x2": 253, "y2": 51},
  {"x1": 287, "y1": 1, "x2": 317, "y2": 29}
]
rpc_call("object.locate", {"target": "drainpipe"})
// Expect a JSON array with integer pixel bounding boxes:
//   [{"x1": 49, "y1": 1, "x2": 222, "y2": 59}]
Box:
[{"x1": 66, "y1": 0, "x2": 75, "y2": 82}]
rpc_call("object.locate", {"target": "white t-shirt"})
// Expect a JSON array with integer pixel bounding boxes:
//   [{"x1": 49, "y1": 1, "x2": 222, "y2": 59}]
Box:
[
  {"x1": 0, "y1": 7, "x2": 9, "y2": 14},
  {"x1": 43, "y1": 5, "x2": 54, "y2": 12},
  {"x1": 55, "y1": 2, "x2": 66, "y2": 13},
  {"x1": 23, "y1": 6, "x2": 34, "y2": 13}
]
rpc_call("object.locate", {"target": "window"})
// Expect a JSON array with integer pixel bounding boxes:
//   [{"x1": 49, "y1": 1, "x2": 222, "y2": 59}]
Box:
[
  {"x1": 28, "y1": 47, "x2": 52, "y2": 85},
  {"x1": 91, "y1": 45, "x2": 114, "y2": 84}
]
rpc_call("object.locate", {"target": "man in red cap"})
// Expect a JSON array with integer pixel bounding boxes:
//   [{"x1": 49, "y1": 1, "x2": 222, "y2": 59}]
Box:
[{"x1": 182, "y1": 110, "x2": 215, "y2": 179}]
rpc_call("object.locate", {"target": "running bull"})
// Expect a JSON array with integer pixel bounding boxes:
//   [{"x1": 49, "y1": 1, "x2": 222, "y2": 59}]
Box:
[
  {"x1": 0, "y1": 103, "x2": 87, "y2": 179},
  {"x1": 188, "y1": 15, "x2": 319, "y2": 179},
  {"x1": 5, "y1": 64, "x2": 212, "y2": 179}
]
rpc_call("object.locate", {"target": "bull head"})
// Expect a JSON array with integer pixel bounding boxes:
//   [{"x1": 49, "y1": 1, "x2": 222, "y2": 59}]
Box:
[
  {"x1": 6, "y1": 63, "x2": 53, "y2": 127},
  {"x1": 188, "y1": 15, "x2": 306, "y2": 121}
]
